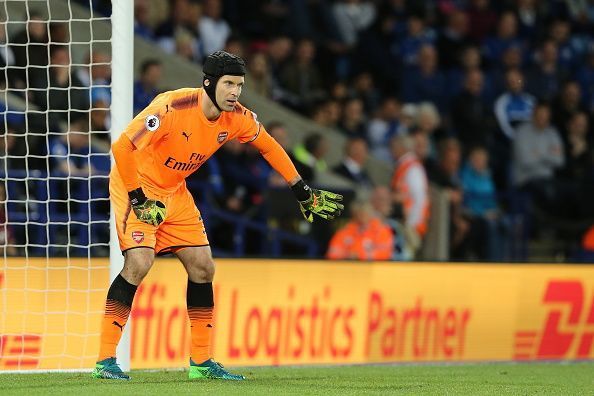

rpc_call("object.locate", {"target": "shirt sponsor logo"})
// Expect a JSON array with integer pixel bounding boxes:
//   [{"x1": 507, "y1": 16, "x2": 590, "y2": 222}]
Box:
[
  {"x1": 164, "y1": 152, "x2": 206, "y2": 172},
  {"x1": 132, "y1": 231, "x2": 144, "y2": 243},
  {"x1": 217, "y1": 131, "x2": 228, "y2": 144}
]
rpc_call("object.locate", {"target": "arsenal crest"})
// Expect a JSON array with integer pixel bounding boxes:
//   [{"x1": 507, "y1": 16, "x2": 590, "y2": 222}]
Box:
[
  {"x1": 132, "y1": 231, "x2": 144, "y2": 243},
  {"x1": 217, "y1": 131, "x2": 228, "y2": 144}
]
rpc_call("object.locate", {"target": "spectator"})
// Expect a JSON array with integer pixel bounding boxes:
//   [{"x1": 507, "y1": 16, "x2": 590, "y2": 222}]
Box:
[
  {"x1": 482, "y1": 11, "x2": 523, "y2": 68},
  {"x1": 428, "y1": 138, "x2": 471, "y2": 259},
  {"x1": 400, "y1": 44, "x2": 447, "y2": 111},
  {"x1": 559, "y1": 112, "x2": 592, "y2": 184},
  {"x1": 526, "y1": 40, "x2": 565, "y2": 101},
  {"x1": 279, "y1": 38, "x2": 325, "y2": 112},
  {"x1": 337, "y1": 97, "x2": 367, "y2": 139},
  {"x1": 155, "y1": 0, "x2": 200, "y2": 58},
  {"x1": 134, "y1": 0, "x2": 154, "y2": 41},
  {"x1": 460, "y1": 146, "x2": 506, "y2": 260},
  {"x1": 0, "y1": 183, "x2": 17, "y2": 256},
  {"x1": 0, "y1": 116, "x2": 17, "y2": 171},
  {"x1": 31, "y1": 45, "x2": 89, "y2": 132},
  {"x1": 548, "y1": 19, "x2": 580, "y2": 73},
  {"x1": 134, "y1": 59, "x2": 162, "y2": 115},
  {"x1": 446, "y1": 45, "x2": 486, "y2": 99},
  {"x1": 311, "y1": 99, "x2": 342, "y2": 129},
  {"x1": 49, "y1": 21, "x2": 69, "y2": 43},
  {"x1": 451, "y1": 69, "x2": 495, "y2": 151},
  {"x1": 412, "y1": 128, "x2": 431, "y2": 165},
  {"x1": 577, "y1": 51, "x2": 594, "y2": 112},
  {"x1": 224, "y1": 35, "x2": 246, "y2": 59},
  {"x1": 77, "y1": 51, "x2": 111, "y2": 106},
  {"x1": 352, "y1": 72, "x2": 381, "y2": 113},
  {"x1": 370, "y1": 185, "x2": 413, "y2": 260},
  {"x1": 512, "y1": 101, "x2": 564, "y2": 213},
  {"x1": 326, "y1": 200, "x2": 394, "y2": 260},
  {"x1": 414, "y1": 102, "x2": 442, "y2": 155},
  {"x1": 49, "y1": 115, "x2": 98, "y2": 177},
  {"x1": 390, "y1": 134, "x2": 430, "y2": 243},
  {"x1": 552, "y1": 81, "x2": 585, "y2": 140},
  {"x1": 9, "y1": 11, "x2": 48, "y2": 88},
  {"x1": 466, "y1": 0, "x2": 498, "y2": 43},
  {"x1": 397, "y1": 14, "x2": 436, "y2": 67},
  {"x1": 0, "y1": 20, "x2": 15, "y2": 88},
  {"x1": 199, "y1": 0, "x2": 231, "y2": 56},
  {"x1": 292, "y1": 133, "x2": 329, "y2": 182},
  {"x1": 494, "y1": 68, "x2": 535, "y2": 140},
  {"x1": 247, "y1": 52, "x2": 272, "y2": 99},
  {"x1": 556, "y1": 112, "x2": 593, "y2": 219},
  {"x1": 367, "y1": 97, "x2": 403, "y2": 163},
  {"x1": 216, "y1": 139, "x2": 266, "y2": 216},
  {"x1": 356, "y1": 14, "x2": 401, "y2": 90},
  {"x1": 332, "y1": 0, "x2": 376, "y2": 48},
  {"x1": 437, "y1": 9, "x2": 470, "y2": 69},
  {"x1": 514, "y1": 0, "x2": 547, "y2": 42},
  {"x1": 333, "y1": 137, "x2": 373, "y2": 188},
  {"x1": 490, "y1": 44, "x2": 525, "y2": 96},
  {"x1": 266, "y1": 35, "x2": 293, "y2": 84}
]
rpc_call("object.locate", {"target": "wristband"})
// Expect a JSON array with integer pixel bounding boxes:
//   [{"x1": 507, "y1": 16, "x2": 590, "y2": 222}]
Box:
[
  {"x1": 128, "y1": 187, "x2": 147, "y2": 206},
  {"x1": 291, "y1": 180, "x2": 312, "y2": 202}
]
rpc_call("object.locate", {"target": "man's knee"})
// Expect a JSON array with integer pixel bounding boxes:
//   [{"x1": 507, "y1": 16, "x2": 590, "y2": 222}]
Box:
[
  {"x1": 190, "y1": 257, "x2": 215, "y2": 282},
  {"x1": 121, "y1": 248, "x2": 155, "y2": 285}
]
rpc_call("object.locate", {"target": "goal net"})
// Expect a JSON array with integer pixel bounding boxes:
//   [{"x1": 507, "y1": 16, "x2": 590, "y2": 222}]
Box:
[{"x1": 1, "y1": 0, "x2": 115, "y2": 370}]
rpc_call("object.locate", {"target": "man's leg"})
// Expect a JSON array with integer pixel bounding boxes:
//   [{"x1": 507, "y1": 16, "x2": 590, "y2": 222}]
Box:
[
  {"x1": 176, "y1": 246, "x2": 244, "y2": 380},
  {"x1": 93, "y1": 248, "x2": 154, "y2": 379},
  {"x1": 177, "y1": 246, "x2": 215, "y2": 363}
]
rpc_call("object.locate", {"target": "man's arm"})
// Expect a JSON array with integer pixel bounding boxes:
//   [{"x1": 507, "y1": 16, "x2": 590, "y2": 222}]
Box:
[
  {"x1": 494, "y1": 95, "x2": 516, "y2": 140},
  {"x1": 112, "y1": 134, "x2": 141, "y2": 191},
  {"x1": 111, "y1": 134, "x2": 167, "y2": 226}
]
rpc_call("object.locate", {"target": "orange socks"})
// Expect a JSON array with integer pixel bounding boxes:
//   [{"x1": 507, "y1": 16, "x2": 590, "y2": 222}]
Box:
[
  {"x1": 97, "y1": 274, "x2": 137, "y2": 361},
  {"x1": 187, "y1": 281, "x2": 214, "y2": 363}
]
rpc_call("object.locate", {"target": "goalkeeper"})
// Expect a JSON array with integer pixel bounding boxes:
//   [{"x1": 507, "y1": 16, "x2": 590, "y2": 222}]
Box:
[{"x1": 92, "y1": 51, "x2": 343, "y2": 381}]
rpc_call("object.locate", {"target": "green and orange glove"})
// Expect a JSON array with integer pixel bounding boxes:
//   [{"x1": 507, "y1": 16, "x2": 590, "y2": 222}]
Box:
[
  {"x1": 128, "y1": 188, "x2": 167, "y2": 226},
  {"x1": 291, "y1": 180, "x2": 344, "y2": 222}
]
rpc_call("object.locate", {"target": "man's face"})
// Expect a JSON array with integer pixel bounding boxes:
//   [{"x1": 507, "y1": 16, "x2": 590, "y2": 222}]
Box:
[
  {"x1": 533, "y1": 106, "x2": 550, "y2": 129},
  {"x1": 214, "y1": 75, "x2": 244, "y2": 111},
  {"x1": 144, "y1": 65, "x2": 162, "y2": 87},
  {"x1": 506, "y1": 70, "x2": 523, "y2": 93}
]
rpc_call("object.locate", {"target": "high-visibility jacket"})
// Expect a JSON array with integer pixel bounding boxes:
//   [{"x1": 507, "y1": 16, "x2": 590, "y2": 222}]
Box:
[
  {"x1": 391, "y1": 152, "x2": 430, "y2": 236},
  {"x1": 326, "y1": 218, "x2": 394, "y2": 260}
]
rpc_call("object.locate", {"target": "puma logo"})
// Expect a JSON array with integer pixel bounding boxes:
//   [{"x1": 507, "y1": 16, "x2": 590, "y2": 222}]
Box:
[
  {"x1": 182, "y1": 131, "x2": 192, "y2": 141},
  {"x1": 112, "y1": 320, "x2": 125, "y2": 332}
]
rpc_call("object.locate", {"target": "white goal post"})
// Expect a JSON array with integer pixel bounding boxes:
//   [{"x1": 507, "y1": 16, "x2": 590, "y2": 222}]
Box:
[
  {"x1": 110, "y1": 0, "x2": 133, "y2": 372},
  {"x1": 0, "y1": 0, "x2": 134, "y2": 371}
]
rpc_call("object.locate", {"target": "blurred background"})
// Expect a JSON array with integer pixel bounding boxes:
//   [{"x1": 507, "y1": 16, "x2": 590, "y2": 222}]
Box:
[{"x1": 2, "y1": 0, "x2": 594, "y2": 263}]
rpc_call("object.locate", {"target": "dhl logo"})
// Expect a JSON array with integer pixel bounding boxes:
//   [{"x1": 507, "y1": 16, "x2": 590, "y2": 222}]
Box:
[
  {"x1": 514, "y1": 280, "x2": 594, "y2": 360},
  {"x1": 0, "y1": 334, "x2": 42, "y2": 369}
]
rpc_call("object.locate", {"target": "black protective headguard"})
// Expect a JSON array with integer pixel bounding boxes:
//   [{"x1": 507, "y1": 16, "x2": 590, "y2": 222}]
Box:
[{"x1": 202, "y1": 51, "x2": 246, "y2": 111}]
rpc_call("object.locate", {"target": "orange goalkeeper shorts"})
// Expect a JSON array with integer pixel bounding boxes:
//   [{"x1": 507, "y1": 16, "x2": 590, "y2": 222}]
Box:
[{"x1": 110, "y1": 173, "x2": 208, "y2": 255}]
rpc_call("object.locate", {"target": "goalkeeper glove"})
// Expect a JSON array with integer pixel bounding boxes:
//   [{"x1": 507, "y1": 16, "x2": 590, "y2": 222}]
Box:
[
  {"x1": 291, "y1": 180, "x2": 344, "y2": 222},
  {"x1": 128, "y1": 188, "x2": 167, "y2": 226}
]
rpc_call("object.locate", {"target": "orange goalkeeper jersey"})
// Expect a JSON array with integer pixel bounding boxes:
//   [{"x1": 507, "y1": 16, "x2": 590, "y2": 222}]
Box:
[{"x1": 111, "y1": 88, "x2": 299, "y2": 196}]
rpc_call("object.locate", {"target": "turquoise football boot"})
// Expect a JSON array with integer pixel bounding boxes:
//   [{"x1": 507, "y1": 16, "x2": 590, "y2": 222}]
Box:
[
  {"x1": 91, "y1": 357, "x2": 131, "y2": 380},
  {"x1": 189, "y1": 358, "x2": 245, "y2": 380}
]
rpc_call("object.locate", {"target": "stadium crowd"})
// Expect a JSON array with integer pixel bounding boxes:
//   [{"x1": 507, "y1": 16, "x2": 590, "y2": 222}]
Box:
[{"x1": 2, "y1": 0, "x2": 594, "y2": 261}]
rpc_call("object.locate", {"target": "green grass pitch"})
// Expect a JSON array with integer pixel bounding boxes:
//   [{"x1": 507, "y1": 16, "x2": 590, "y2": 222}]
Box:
[{"x1": 1, "y1": 362, "x2": 592, "y2": 395}]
